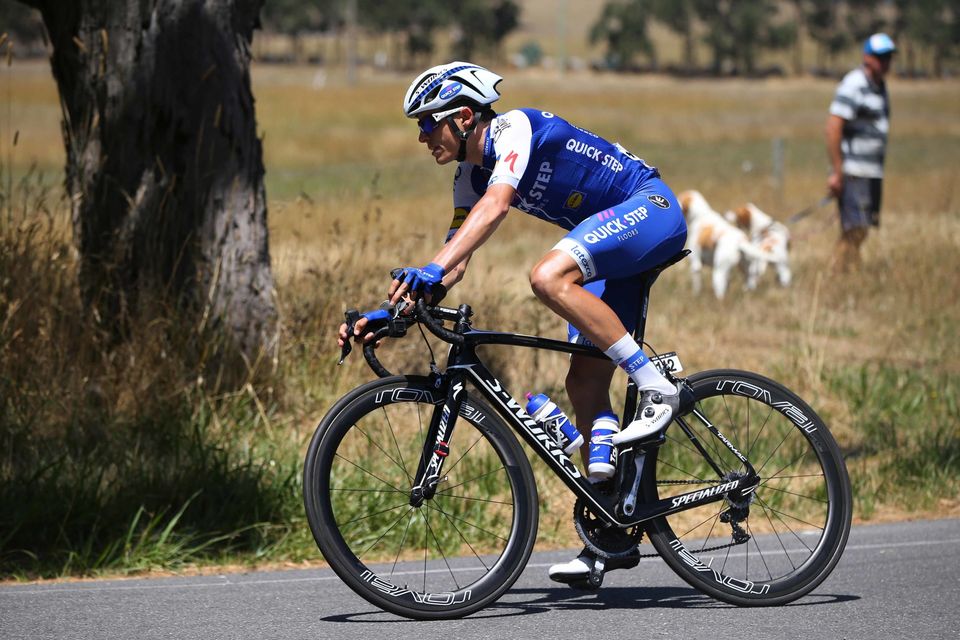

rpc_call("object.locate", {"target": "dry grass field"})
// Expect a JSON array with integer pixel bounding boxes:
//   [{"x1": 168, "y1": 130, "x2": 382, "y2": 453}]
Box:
[
  {"x1": 248, "y1": 64, "x2": 960, "y2": 536},
  {"x1": 2, "y1": 58, "x2": 958, "y2": 576}
]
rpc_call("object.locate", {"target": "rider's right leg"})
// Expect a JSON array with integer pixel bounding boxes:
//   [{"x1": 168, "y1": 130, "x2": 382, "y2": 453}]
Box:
[
  {"x1": 530, "y1": 253, "x2": 682, "y2": 444},
  {"x1": 565, "y1": 353, "x2": 616, "y2": 459}
]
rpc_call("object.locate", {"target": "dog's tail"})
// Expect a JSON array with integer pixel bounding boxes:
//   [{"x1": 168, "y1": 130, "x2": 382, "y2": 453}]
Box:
[{"x1": 738, "y1": 239, "x2": 779, "y2": 263}]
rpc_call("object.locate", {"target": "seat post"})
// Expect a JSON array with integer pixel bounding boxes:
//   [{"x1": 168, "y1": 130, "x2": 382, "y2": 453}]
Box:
[
  {"x1": 631, "y1": 276, "x2": 656, "y2": 346},
  {"x1": 630, "y1": 249, "x2": 689, "y2": 345},
  {"x1": 622, "y1": 249, "x2": 688, "y2": 421},
  {"x1": 623, "y1": 274, "x2": 656, "y2": 423}
]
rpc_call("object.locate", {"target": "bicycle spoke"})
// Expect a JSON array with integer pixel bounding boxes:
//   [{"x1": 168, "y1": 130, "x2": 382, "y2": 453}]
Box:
[
  {"x1": 425, "y1": 499, "x2": 511, "y2": 544},
  {"x1": 754, "y1": 495, "x2": 823, "y2": 550},
  {"x1": 656, "y1": 456, "x2": 714, "y2": 484},
  {"x1": 758, "y1": 502, "x2": 798, "y2": 573},
  {"x1": 331, "y1": 487, "x2": 408, "y2": 496},
  {"x1": 745, "y1": 518, "x2": 775, "y2": 581},
  {"x1": 355, "y1": 504, "x2": 416, "y2": 556},
  {"x1": 435, "y1": 493, "x2": 514, "y2": 506},
  {"x1": 334, "y1": 451, "x2": 408, "y2": 495},
  {"x1": 351, "y1": 417, "x2": 410, "y2": 482},
  {"x1": 439, "y1": 466, "x2": 509, "y2": 495},
  {"x1": 423, "y1": 510, "x2": 462, "y2": 591},
  {"x1": 340, "y1": 501, "x2": 411, "y2": 531},
  {"x1": 754, "y1": 427, "x2": 795, "y2": 478},
  {"x1": 761, "y1": 446, "x2": 818, "y2": 485},
  {"x1": 434, "y1": 505, "x2": 493, "y2": 570},
  {"x1": 390, "y1": 510, "x2": 417, "y2": 577},
  {"x1": 759, "y1": 481, "x2": 829, "y2": 504},
  {"x1": 381, "y1": 406, "x2": 414, "y2": 484},
  {"x1": 673, "y1": 504, "x2": 725, "y2": 544},
  {"x1": 440, "y1": 431, "x2": 488, "y2": 478},
  {"x1": 646, "y1": 371, "x2": 850, "y2": 606}
]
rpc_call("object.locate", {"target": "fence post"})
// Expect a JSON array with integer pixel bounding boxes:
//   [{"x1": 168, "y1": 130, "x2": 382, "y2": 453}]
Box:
[{"x1": 772, "y1": 137, "x2": 784, "y2": 207}]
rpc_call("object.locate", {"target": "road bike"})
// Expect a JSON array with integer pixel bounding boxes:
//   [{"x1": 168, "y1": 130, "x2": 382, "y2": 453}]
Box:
[{"x1": 303, "y1": 251, "x2": 852, "y2": 620}]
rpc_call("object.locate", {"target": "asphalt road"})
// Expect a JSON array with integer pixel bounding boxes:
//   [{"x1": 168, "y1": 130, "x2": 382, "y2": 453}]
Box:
[{"x1": 2, "y1": 518, "x2": 958, "y2": 640}]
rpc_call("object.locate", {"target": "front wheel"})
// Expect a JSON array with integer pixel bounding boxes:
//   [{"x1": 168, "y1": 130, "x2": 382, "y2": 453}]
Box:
[
  {"x1": 303, "y1": 376, "x2": 538, "y2": 620},
  {"x1": 643, "y1": 369, "x2": 852, "y2": 606}
]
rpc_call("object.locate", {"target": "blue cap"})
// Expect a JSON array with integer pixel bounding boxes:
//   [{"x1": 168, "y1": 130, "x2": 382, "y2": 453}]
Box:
[{"x1": 864, "y1": 33, "x2": 896, "y2": 56}]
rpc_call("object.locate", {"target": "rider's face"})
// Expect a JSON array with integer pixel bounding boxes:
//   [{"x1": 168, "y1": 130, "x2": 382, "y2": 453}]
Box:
[{"x1": 418, "y1": 109, "x2": 471, "y2": 165}]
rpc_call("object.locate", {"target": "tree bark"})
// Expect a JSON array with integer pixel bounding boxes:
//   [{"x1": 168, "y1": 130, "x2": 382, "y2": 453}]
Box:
[{"x1": 21, "y1": 0, "x2": 277, "y2": 364}]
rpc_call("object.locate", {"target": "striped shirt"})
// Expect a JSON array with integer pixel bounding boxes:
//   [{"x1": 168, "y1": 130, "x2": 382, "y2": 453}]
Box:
[{"x1": 829, "y1": 66, "x2": 890, "y2": 178}]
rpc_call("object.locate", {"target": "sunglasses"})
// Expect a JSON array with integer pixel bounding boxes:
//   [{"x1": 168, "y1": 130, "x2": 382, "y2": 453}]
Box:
[{"x1": 416, "y1": 107, "x2": 462, "y2": 135}]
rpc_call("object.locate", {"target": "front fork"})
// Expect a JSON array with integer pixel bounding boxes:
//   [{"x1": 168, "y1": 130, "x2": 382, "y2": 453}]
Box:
[{"x1": 409, "y1": 370, "x2": 466, "y2": 507}]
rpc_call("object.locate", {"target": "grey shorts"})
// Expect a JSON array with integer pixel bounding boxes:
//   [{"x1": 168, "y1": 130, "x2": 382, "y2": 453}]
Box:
[{"x1": 839, "y1": 176, "x2": 883, "y2": 231}]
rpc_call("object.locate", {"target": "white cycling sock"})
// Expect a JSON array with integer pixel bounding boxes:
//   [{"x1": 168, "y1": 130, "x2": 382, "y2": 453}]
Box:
[{"x1": 604, "y1": 334, "x2": 676, "y2": 395}]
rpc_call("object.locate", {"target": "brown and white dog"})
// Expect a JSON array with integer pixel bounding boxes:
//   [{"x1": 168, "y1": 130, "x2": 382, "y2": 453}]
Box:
[
  {"x1": 677, "y1": 190, "x2": 773, "y2": 299},
  {"x1": 725, "y1": 202, "x2": 792, "y2": 288}
]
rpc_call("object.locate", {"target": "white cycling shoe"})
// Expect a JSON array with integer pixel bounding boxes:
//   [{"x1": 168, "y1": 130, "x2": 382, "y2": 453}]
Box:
[
  {"x1": 613, "y1": 386, "x2": 693, "y2": 445},
  {"x1": 548, "y1": 547, "x2": 640, "y2": 587}
]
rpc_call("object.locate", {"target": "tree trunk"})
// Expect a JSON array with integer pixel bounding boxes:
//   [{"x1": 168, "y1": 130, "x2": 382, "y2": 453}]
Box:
[{"x1": 22, "y1": 0, "x2": 277, "y2": 364}]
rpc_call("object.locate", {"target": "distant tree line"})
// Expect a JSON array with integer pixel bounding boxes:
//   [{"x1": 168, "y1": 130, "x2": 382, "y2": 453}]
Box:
[
  {"x1": 3, "y1": 0, "x2": 959, "y2": 76},
  {"x1": 589, "y1": 0, "x2": 960, "y2": 76},
  {"x1": 257, "y1": 0, "x2": 960, "y2": 77},
  {"x1": 257, "y1": 0, "x2": 519, "y2": 67}
]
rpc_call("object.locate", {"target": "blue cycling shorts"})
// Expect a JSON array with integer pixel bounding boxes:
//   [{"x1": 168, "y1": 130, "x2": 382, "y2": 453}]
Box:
[{"x1": 553, "y1": 178, "x2": 687, "y2": 344}]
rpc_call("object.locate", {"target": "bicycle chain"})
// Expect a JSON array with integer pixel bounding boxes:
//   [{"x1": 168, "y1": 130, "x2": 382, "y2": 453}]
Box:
[
  {"x1": 636, "y1": 537, "x2": 747, "y2": 558},
  {"x1": 629, "y1": 480, "x2": 750, "y2": 558},
  {"x1": 572, "y1": 479, "x2": 750, "y2": 559}
]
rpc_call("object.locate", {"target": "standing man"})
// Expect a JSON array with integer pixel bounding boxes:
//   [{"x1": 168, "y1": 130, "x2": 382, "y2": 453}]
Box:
[{"x1": 825, "y1": 33, "x2": 896, "y2": 272}]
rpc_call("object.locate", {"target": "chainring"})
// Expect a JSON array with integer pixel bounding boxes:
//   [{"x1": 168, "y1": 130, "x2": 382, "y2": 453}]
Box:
[{"x1": 573, "y1": 498, "x2": 643, "y2": 560}]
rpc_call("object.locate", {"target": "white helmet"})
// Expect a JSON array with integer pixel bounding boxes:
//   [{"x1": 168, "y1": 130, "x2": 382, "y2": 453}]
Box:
[{"x1": 402, "y1": 61, "x2": 503, "y2": 119}]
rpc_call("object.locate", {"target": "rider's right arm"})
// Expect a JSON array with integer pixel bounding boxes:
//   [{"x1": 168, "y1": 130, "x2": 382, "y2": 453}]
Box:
[
  {"x1": 431, "y1": 182, "x2": 514, "y2": 275},
  {"x1": 444, "y1": 206, "x2": 472, "y2": 287},
  {"x1": 443, "y1": 163, "x2": 487, "y2": 287}
]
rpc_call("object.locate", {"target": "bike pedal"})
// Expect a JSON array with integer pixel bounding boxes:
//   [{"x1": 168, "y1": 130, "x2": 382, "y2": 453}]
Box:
[
  {"x1": 587, "y1": 558, "x2": 606, "y2": 589},
  {"x1": 568, "y1": 577, "x2": 602, "y2": 591}
]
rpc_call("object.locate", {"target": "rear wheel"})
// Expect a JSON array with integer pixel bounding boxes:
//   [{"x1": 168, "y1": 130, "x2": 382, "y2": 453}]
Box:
[
  {"x1": 303, "y1": 376, "x2": 538, "y2": 619},
  {"x1": 643, "y1": 369, "x2": 852, "y2": 605}
]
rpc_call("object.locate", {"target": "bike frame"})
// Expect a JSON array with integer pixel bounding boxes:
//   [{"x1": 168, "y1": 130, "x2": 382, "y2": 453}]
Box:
[
  {"x1": 393, "y1": 249, "x2": 758, "y2": 528},
  {"x1": 410, "y1": 322, "x2": 759, "y2": 529}
]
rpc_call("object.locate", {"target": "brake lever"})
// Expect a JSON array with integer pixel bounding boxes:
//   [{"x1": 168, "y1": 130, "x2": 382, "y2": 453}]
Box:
[
  {"x1": 339, "y1": 309, "x2": 361, "y2": 365},
  {"x1": 340, "y1": 299, "x2": 411, "y2": 366}
]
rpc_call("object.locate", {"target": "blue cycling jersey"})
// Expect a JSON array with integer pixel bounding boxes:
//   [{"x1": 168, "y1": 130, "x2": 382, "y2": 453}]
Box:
[
  {"x1": 447, "y1": 108, "x2": 686, "y2": 343},
  {"x1": 449, "y1": 108, "x2": 661, "y2": 237}
]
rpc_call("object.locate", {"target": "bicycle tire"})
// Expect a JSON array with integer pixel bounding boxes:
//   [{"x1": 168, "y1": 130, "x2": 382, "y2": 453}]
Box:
[
  {"x1": 642, "y1": 369, "x2": 852, "y2": 606},
  {"x1": 303, "y1": 375, "x2": 538, "y2": 620}
]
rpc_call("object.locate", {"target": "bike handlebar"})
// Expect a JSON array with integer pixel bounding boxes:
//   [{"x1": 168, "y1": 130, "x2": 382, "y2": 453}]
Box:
[
  {"x1": 415, "y1": 298, "x2": 464, "y2": 346},
  {"x1": 339, "y1": 296, "x2": 467, "y2": 378}
]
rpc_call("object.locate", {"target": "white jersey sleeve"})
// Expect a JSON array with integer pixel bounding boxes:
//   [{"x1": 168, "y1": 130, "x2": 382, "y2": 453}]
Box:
[
  {"x1": 487, "y1": 110, "x2": 533, "y2": 189},
  {"x1": 448, "y1": 163, "x2": 484, "y2": 243}
]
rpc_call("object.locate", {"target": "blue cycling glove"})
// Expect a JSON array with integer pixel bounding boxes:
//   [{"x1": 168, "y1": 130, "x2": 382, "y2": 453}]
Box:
[{"x1": 398, "y1": 262, "x2": 445, "y2": 293}]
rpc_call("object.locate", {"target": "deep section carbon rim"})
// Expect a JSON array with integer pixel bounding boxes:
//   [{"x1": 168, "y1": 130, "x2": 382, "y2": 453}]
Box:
[
  {"x1": 644, "y1": 370, "x2": 851, "y2": 605},
  {"x1": 303, "y1": 377, "x2": 537, "y2": 619}
]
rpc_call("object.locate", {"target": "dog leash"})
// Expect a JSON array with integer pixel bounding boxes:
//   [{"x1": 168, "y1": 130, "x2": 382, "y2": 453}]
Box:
[
  {"x1": 791, "y1": 211, "x2": 837, "y2": 241},
  {"x1": 786, "y1": 195, "x2": 832, "y2": 224}
]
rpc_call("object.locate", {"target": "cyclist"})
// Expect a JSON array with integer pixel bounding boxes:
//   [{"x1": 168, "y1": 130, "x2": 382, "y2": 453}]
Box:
[{"x1": 338, "y1": 61, "x2": 692, "y2": 586}]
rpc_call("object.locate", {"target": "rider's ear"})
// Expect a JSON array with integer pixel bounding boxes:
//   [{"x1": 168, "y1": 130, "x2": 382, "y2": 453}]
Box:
[{"x1": 461, "y1": 106, "x2": 475, "y2": 126}]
